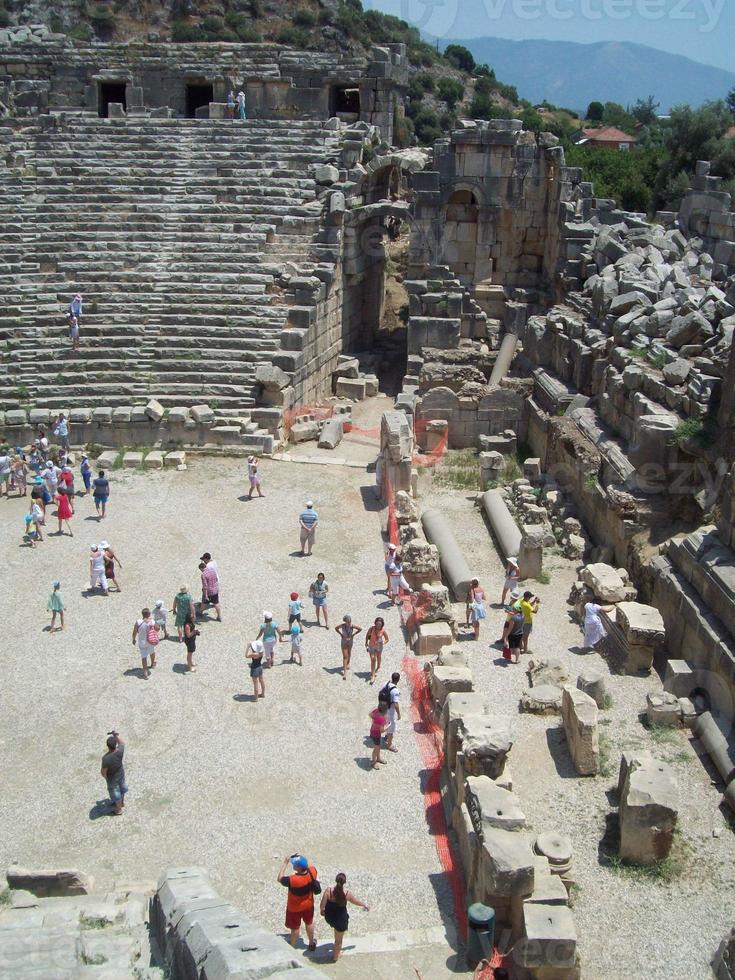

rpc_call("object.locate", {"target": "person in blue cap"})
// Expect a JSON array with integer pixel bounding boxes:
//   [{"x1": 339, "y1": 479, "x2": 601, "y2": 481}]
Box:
[{"x1": 277, "y1": 853, "x2": 319, "y2": 951}]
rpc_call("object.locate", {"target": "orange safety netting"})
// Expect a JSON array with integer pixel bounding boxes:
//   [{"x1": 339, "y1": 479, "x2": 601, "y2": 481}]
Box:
[{"x1": 401, "y1": 653, "x2": 468, "y2": 942}]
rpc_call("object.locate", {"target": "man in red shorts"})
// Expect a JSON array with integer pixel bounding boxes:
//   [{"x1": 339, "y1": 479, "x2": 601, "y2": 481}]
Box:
[{"x1": 277, "y1": 853, "x2": 318, "y2": 950}]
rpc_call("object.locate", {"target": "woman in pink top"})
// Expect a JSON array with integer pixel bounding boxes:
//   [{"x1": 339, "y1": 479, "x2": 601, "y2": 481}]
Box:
[{"x1": 368, "y1": 703, "x2": 388, "y2": 769}]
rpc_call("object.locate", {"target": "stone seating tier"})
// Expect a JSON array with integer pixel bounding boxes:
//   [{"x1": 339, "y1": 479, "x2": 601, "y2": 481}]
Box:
[{"x1": 0, "y1": 116, "x2": 343, "y2": 409}]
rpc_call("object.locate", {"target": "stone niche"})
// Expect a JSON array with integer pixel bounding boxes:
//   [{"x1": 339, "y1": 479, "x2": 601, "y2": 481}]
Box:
[{"x1": 415, "y1": 384, "x2": 527, "y2": 450}]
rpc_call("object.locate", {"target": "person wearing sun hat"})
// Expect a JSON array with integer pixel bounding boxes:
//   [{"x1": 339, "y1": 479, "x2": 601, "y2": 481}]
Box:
[
  {"x1": 501, "y1": 555, "x2": 520, "y2": 606},
  {"x1": 277, "y1": 852, "x2": 319, "y2": 950},
  {"x1": 245, "y1": 638, "x2": 266, "y2": 699}
]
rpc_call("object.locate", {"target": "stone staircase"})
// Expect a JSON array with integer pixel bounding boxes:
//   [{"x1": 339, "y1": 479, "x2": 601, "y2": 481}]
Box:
[{"x1": 0, "y1": 115, "x2": 342, "y2": 412}]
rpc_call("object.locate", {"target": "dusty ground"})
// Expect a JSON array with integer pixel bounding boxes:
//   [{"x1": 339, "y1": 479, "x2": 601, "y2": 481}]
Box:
[
  {"x1": 0, "y1": 428, "x2": 467, "y2": 979},
  {"x1": 421, "y1": 473, "x2": 735, "y2": 980},
  {"x1": 2, "y1": 415, "x2": 734, "y2": 980}
]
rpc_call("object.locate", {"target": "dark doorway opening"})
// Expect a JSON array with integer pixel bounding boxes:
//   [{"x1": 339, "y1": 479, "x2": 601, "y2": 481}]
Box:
[
  {"x1": 186, "y1": 83, "x2": 214, "y2": 118},
  {"x1": 98, "y1": 82, "x2": 126, "y2": 118},
  {"x1": 331, "y1": 85, "x2": 360, "y2": 116}
]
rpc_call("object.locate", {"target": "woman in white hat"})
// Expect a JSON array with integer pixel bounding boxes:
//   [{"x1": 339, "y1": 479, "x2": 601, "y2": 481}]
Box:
[
  {"x1": 384, "y1": 542, "x2": 397, "y2": 594},
  {"x1": 246, "y1": 639, "x2": 266, "y2": 699},
  {"x1": 501, "y1": 556, "x2": 520, "y2": 606}
]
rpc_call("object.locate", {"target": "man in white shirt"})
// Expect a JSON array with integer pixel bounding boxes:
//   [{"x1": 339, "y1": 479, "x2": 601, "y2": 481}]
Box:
[{"x1": 379, "y1": 672, "x2": 401, "y2": 753}]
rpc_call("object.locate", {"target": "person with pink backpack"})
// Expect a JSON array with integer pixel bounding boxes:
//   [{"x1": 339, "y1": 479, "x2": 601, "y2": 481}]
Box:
[{"x1": 132, "y1": 606, "x2": 159, "y2": 679}]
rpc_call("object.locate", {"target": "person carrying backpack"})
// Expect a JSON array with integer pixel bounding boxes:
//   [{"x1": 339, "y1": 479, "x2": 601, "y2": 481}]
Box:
[
  {"x1": 132, "y1": 607, "x2": 158, "y2": 679},
  {"x1": 378, "y1": 672, "x2": 401, "y2": 752}
]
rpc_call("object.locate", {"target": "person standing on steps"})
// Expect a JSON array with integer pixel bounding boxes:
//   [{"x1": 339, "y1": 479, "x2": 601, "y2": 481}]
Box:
[
  {"x1": 226, "y1": 89, "x2": 236, "y2": 119},
  {"x1": 309, "y1": 572, "x2": 329, "y2": 627},
  {"x1": 69, "y1": 315, "x2": 80, "y2": 352},
  {"x1": 335, "y1": 614, "x2": 362, "y2": 680},
  {"x1": 199, "y1": 552, "x2": 222, "y2": 621},
  {"x1": 277, "y1": 854, "x2": 319, "y2": 951},
  {"x1": 298, "y1": 501, "x2": 318, "y2": 556},
  {"x1": 89, "y1": 544, "x2": 108, "y2": 595},
  {"x1": 379, "y1": 672, "x2": 401, "y2": 752},
  {"x1": 236, "y1": 90, "x2": 247, "y2": 121},
  {"x1": 365, "y1": 617, "x2": 388, "y2": 685},
  {"x1": 133, "y1": 607, "x2": 158, "y2": 679},
  {"x1": 53, "y1": 413, "x2": 70, "y2": 454},
  {"x1": 100, "y1": 730, "x2": 127, "y2": 816},
  {"x1": 246, "y1": 638, "x2": 265, "y2": 699},
  {"x1": 319, "y1": 873, "x2": 369, "y2": 962},
  {"x1": 68, "y1": 292, "x2": 83, "y2": 327},
  {"x1": 92, "y1": 470, "x2": 110, "y2": 519}
]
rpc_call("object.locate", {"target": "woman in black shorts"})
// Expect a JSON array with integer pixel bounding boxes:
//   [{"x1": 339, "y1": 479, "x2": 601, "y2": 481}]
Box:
[
  {"x1": 507, "y1": 610, "x2": 524, "y2": 664},
  {"x1": 246, "y1": 638, "x2": 265, "y2": 700},
  {"x1": 319, "y1": 872, "x2": 369, "y2": 962},
  {"x1": 183, "y1": 610, "x2": 199, "y2": 672}
]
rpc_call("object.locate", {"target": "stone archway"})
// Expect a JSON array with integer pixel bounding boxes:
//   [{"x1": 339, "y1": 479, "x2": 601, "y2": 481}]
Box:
[{"x1": 443, "y1": 188, "x2": 479, "y2": 283}]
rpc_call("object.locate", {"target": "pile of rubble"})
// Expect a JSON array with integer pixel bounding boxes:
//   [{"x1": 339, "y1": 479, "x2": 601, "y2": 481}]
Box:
[{"x1": 500, "y1": 471, "x2": 593, "y2": 561}]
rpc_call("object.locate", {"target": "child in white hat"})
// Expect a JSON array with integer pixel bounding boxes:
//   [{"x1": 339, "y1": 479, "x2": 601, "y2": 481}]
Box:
[{"x1": 153, "y1": 600, "x2": 168, "y2": 639}]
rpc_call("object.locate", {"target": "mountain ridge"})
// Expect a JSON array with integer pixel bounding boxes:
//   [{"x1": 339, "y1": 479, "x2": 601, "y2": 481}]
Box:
[{"x1": 441, "y1": 36, "x2": 734, "y2": 113}]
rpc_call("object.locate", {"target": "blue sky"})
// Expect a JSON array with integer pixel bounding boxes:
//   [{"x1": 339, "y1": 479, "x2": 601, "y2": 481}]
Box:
[{"x1": 365, "y1": 0, "x2": 735, "y2": 72}]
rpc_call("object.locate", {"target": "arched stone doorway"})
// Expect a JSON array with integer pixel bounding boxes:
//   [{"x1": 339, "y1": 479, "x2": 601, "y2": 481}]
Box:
[{"x1": 443, "y1": 188, "x2": 479, "y2": 283}]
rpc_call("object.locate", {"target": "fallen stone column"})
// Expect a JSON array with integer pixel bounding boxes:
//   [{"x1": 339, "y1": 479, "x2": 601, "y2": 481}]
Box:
[
  {"x1": 481, "y1": 489, "x2": 522, "y2": 564},
  {"x1": 421, "y1": 508, "x2": 473, "y2": 600},
  {"x1": 693, "y1": 712, "x2": 735, "y2": 786},
  {"x1": 488, "y1": 331, "x2": 519, "y2": 388}
]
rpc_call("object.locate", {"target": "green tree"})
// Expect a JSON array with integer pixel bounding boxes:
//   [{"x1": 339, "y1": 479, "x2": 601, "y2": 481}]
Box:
[
  {"x1": 631, "y1": 95, "x2": 660, "y2": 126},
  {"x1": 653, "y1": 100, "x2": 734, "y2": 208},
  {"x1": 586, "y1": 101, "x2": 604, "y2": 122},
  {"x1": 728, "y1": 86, "x2": 735, "y2": 117},
  {"x1": 437, "y1": 77, "x2": 464, "y2": 110},
  {"x1": 408, "y1": 106, "x2": 443, "y2": 145},
  {"x1": 521, "y1": 107, "x2": 543, "y2": 134},
  {"x1": 443, "y1": 43, "x2": 475, "y2": 72},
  {"x1": 601, "y1": 101, "x2": 637, "y2": 132}
]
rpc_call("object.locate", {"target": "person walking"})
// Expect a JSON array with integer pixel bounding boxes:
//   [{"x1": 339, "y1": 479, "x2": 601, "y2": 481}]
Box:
[
  {"x1": 92, "y1": 470, "x2": 110, "y2": 519},
  {"x1": 519, "y1": 590, "x2": 540, "y2": 656},
  {"x1": 246, "y1": 638, "x2": 266, "y2": 699},
  {"x1": 309, "y1": 572, "x2": 329, "y2": 627},
  {"x1": 80, "y1": 453, "x2": 92, "y2": 495},
  {"x1": 69, "y1": 315, "x2": 80, "y2": 352},
  {"x1": 54, "y1": 487, "x2": 74, "y2": 536},
  {"x1": 183, "y1": 610, "x2": 200, "y2": 672},
  {"x1": 319, "y1": 873, "x2": 369, "y2": 962},
  {"x1": 379, "y1": 672, "x2": 401, "y2": 752},
  {"x1": 500, "y1": 557, "x2": 520, "y2": 606},
  {"x1": 226, "y1": 89, "x2": 236, "y2": 119},
  {"x1": 298, "y1": 501, "x2": 318, "y2": 556},
  {"x1": 100, "y1": 730, "x2": 127, "y2": 816},
  {"x1": 47, "y1": 580, "x2": 65, "y2": 631},
  {"x1": 335, "y1": 615, "x2": 362, "y2": 680},
  {"x1": 583, "y1": 600, "x2": 614, "y2": 651},
  {"x1": 89, "y1": 544, "x2": 108, "y2": 595},
  {"x1": 31, "y1": 477, "x2": 47, "y2": 521},
  {"x1": 368, "y1": 702, "x2": 389, "y2": 769},
  {"x1": 257, "y1": 611, "x2": 284, "y2": 668},
  {"x1": 68, "y1": 292, "x2": 83, "y2": 326},
  {"x1": 0, "y1": 446, "x2": 11, "y2": 498},
  {"x1": 199, "y1": 552, "x2": 222, "y2": 621},
  {"x1": 466, "y1": 578, "x2": 486, "y2": 640},
  {"x1": 365, "y1": 617, "x2": 388, "y2": 685},
  {"x1": 173, "y1": 585, "x2": 194, "y2": 642},
  {"x1": 277, "y1": 854, "x2": 318, "y2": 951},
  {"x1": 153, "y1": 599, "x2": 168, "y2": 639},
  {"x1": 132, "y1": 607, "x2": 158, "y2": 678},
  {"x1": 100, "y1": 540, "x2": 122, "y2": 592},
  {"x1": 236, "y1": 90, "x2": 247, "y2": 121},
  {"x1": 505, "y1": 609, "x2": 524, "y2": 664},
  {"x1": 28, "y1": 500, "x2": 44, "y2": 543},
  {"x1": 383, "y1": 542, "x2": 397, "y2": 593},
  {"x1": 12, "y1": 450, "x2": 27, "y2": 497},
  {"x1": 247, "y1": 456, "x2": 264, "y2": 498},
  {"x1": 53, "y1": 413, "x2": 70, "y2": 453},
  {"x1": 59, "y1": 462, "x2": 75, "y2": 500},
  {"x1": 289, "y1": 621, "x2": 303, "y2": 666},
  {"x1": 287, "y1": 591, "x2": 303, "y2": 627}
]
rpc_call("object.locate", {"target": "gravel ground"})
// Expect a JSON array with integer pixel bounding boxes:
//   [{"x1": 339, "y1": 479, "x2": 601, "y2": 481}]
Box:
[
  {"x1": 422, "y1": 475, "x2": 735, "y2": 980},
  {"x1": 0, "y1": 455, "x2": 466, "y2": 978}
]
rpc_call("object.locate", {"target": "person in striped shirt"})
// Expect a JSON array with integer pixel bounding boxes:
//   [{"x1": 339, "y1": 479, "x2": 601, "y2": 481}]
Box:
[{"x1": 298, "y1": 501, "x2": 318, "y2": 556}]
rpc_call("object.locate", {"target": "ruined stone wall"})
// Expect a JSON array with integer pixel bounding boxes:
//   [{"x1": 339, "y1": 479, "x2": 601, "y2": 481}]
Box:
[{"x1": 0, "y1": 37, "x2": 406, "y2": 138}]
